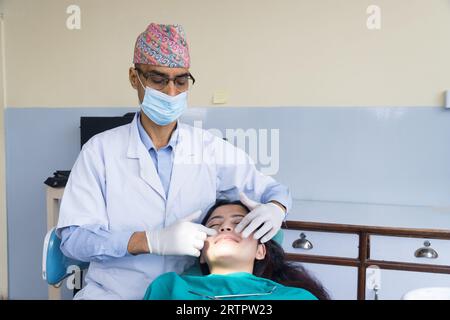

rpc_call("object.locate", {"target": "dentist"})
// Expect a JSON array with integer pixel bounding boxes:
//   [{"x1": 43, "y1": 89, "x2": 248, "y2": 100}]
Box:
[{"x1": 56, "y1": 23, "x2": 292, "y2": 299}]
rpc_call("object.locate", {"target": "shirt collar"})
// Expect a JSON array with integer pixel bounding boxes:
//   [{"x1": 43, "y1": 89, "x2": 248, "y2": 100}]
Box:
[{"x1": 137, "y1": 112, "x2": 179, "y2": 151}]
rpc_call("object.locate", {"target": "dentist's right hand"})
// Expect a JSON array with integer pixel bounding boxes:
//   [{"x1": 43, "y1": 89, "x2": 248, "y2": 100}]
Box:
[{"x1": 145, "y1": 210, "x2": 217, "y2": 257}]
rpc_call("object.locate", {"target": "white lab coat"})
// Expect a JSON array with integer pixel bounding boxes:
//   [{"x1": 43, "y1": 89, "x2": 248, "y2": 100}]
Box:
[{"x1": 57, "y1": 113, "x2": 287, "y2": 299}]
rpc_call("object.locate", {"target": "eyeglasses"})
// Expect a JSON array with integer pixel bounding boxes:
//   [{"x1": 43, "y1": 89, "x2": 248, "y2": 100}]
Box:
[
  {"x1": 135, "y1": 67, "x2": 195, "y2": 93},
  {"x1": 187, "y1": 286, "x2": 277, "y2": 300}
]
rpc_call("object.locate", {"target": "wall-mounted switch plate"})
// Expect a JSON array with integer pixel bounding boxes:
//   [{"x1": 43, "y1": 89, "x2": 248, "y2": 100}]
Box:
[{"x1": 213, "y1": 90, "x2": 228, "y2": 104}]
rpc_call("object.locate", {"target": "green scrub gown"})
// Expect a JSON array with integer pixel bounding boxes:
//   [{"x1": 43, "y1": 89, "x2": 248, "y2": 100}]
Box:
[{"x1": 143, "y1": 272, "x2": 317, "y2": 300}]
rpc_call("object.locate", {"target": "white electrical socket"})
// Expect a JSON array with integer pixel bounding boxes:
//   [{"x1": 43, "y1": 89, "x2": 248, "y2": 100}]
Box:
[{"x1": 366, "y1": 265, "x2": 381, "y2": 290}]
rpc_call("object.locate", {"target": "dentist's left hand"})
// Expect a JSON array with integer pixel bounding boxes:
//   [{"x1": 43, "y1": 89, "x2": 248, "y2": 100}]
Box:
[{"x1": 235, "y1": 192, "x2": 286, "y2": 243}]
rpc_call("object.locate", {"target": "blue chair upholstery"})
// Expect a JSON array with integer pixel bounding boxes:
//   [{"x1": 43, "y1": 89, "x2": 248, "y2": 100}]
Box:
[{"x1": 42, "y1": 227, "x2": 89, "y2": 286}]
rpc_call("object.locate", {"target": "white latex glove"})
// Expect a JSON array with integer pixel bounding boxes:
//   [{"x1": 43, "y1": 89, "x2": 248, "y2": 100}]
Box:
[
  {"x1": 145, "y1": 210, "x2": 217, "y2": 257},
  {"x1": 235, "y1": 192, "x2": 286, "y2": 243}
]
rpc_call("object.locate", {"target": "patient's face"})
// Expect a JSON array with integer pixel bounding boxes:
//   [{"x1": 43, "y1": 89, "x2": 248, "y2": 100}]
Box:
[{"x1": 200, "y1": 204, "x2": 266, "y2": 269}]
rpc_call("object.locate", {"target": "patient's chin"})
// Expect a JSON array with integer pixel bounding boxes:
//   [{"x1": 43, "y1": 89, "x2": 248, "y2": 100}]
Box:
[{"x1": 211, "y1": 243, "x2": 239, "y2": 259}]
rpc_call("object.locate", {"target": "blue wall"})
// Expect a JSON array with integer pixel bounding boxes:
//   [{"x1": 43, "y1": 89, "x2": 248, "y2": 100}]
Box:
[{"x1": 5, "y1": 106, "x2": 450, "y2": 299}]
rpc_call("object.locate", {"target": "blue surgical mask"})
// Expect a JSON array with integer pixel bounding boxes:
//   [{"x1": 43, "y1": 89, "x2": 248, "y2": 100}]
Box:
[{"x1": 136, "y1": 73, "x2": 188, "y2": 126}]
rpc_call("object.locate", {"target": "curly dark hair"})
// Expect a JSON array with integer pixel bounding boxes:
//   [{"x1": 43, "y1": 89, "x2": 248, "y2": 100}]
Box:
[{"x1": 199, "y1": 199, "x2": 331, "y2": 300}]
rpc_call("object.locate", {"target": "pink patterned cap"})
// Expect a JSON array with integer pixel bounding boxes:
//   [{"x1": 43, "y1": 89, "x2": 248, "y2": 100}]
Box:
[{"x1": 133, "y1": 23, "x2": 190, "y2": 68}]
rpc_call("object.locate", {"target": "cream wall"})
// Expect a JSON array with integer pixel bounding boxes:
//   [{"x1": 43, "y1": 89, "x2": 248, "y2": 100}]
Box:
[
  {"x1": 0, "y1": 3, "x2": 8, "y2": 299},
  {"x1": 2, "y1": 0, "x2": 450, "y2": 108}
]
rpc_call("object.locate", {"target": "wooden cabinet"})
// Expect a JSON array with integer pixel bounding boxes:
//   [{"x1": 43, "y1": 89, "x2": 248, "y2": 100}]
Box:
[{"x1": 284, "y1": 200, "x2": 450, "y2": 300}]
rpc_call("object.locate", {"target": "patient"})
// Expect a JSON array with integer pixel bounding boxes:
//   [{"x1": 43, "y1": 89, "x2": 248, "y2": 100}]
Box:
[{"x1": 144, "y1": 200, "x2": 330, "y2": 300}]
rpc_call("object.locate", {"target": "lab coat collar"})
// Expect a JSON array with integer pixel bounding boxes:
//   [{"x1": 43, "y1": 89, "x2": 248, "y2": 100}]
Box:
[
  {"x1": 127, "y1": 112, "x2": 198, "y2": 204},
  {"x1": 136, "y1": 112, "x2": 180, "y2": 152},
  {"x1": 127, "y1": 113, "x2": 166, "y2": 200}
]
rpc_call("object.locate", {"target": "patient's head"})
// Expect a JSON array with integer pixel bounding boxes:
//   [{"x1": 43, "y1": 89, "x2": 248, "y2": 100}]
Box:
[
  {"x1": 199, "y1": 200, "x2": 266, "y2": 274},
  {"x1": 199, "y1": 199, "x2": 331, "y2": 300}
]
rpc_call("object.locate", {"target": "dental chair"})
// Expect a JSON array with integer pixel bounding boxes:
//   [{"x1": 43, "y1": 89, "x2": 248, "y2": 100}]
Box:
[{"x1": 42, "y1": 227, "x2": 89, "y2": 294}]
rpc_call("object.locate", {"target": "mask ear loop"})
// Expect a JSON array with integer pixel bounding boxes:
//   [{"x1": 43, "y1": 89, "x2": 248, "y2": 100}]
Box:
[{"x1": 135, "y1": 69, "x2": 146, "y2": 90}]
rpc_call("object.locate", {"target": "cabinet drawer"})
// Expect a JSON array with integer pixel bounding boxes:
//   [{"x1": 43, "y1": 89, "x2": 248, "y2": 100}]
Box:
[
  {"x1": 282, "y1": 229, "x2": 359, "y2": 258},
  {"x1": 370, "y1": 235, "x2": 450, "y2": 266}
]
